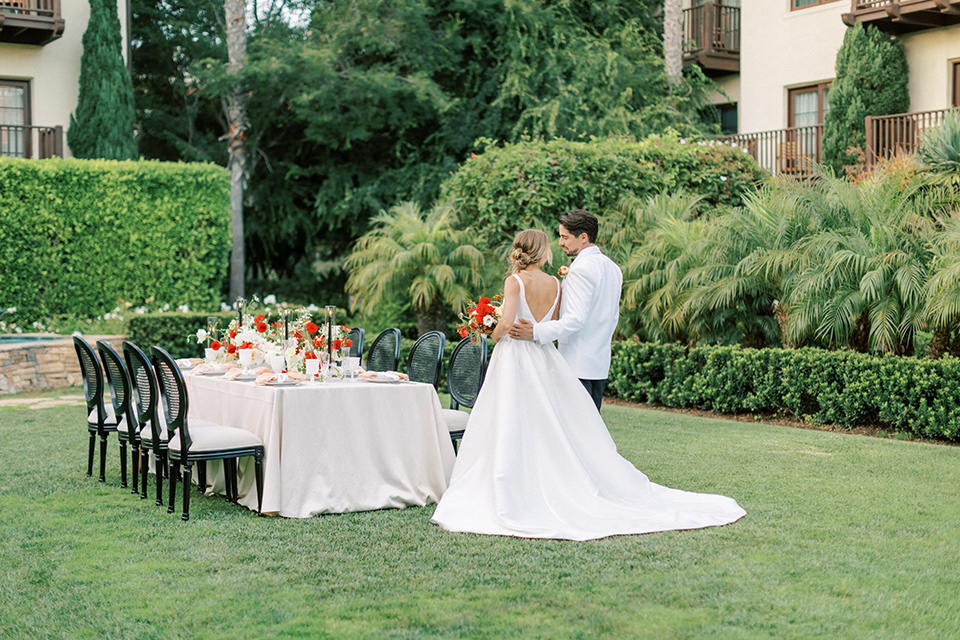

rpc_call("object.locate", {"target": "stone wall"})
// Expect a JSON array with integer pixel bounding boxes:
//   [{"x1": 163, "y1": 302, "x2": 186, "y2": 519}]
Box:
[{"x1": 0, "y1": 336, "x2": 123, "y2": 395}]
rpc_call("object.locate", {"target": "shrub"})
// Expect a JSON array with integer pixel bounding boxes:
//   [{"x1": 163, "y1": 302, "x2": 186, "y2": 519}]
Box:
[
  {"x1": 609, "y1": 341, "x2": 960, "y2": 440},
  {"x1": 0, "y1": 158, "x2": 230, "y2": 322},
  {"x1": 441, "y1": 133, "x2": 765, "y2": 247}
]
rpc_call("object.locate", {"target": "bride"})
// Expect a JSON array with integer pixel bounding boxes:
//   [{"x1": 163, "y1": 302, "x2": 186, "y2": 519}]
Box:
[{"x1": 431, "y1": 229, "x2": 746, "y2": 541}]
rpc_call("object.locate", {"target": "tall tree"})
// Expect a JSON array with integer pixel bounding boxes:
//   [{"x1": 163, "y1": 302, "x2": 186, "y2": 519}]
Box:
[
  {"x1": 68, "y1": 0, "x2": 137, "y2": 159},
  {"x1": 662, "y1": 0, "x2": 683, "y2": 86},
  {"x1": 225, "y1": 0, "x2": 248, "y2": 301},
  {"x1": 822, "y1": 24, "x2": 909, "y2": 176}
]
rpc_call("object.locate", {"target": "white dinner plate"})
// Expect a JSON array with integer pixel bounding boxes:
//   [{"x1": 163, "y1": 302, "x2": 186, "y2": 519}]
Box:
[
  {"x1": 234, "y1": 373, "x2": 258, "y2": 381},
  {"x1": 200, "y1": 369, "x2": 228, "y2": 376},
  {"x1": 265, "y1": 379, "x2": 301, "y2": 387},
  {"x1": 362, "y1": 375, "x2": 403, "y2": 384}
]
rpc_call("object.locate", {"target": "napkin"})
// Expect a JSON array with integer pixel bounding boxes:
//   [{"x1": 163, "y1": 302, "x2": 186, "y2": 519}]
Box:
[
  {"x1": 175, "y1": 358, "x2": 202, "y2": 368},
  {"x1": 255, "y1": 371, "x2": 306, "y2": 385},
  {"x1": 357, "y1": 371, "x2": 408, "y2": 382}
]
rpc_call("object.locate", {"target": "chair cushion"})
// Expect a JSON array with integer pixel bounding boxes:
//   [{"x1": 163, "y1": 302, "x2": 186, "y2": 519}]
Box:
[
  {"x1": 117, "y1": 416, "x2": 132, "y2": 433},
  {"x1": 442, "y1": 408, "x2": 469, "y2": 432},
  {"x1": 88, "y1": 404, "x2": 117, "y2": 425},
  {"x1": 169, "y1": 425, "x2": 263, "y2": 453},
  {"x1": 138, "y1": 424, "x2": 168, "y2": 444}
]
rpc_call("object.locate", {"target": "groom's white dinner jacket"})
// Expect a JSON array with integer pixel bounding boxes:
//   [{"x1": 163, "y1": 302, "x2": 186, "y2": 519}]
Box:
[{"x1": 532, "y1": 245, "x2": 623, "y2": 380}]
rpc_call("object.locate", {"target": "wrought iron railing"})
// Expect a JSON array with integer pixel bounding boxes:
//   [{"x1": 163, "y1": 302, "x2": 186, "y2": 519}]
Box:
[
  {"x1": 723, "y1": 125, "x2": 823, "y2": 178},
  {"x1": 865, "y1": 108, "x2": 958, "y2": 169},
  {"x1": 0, "y1": 124, "x2": 63, "y2": 159}
]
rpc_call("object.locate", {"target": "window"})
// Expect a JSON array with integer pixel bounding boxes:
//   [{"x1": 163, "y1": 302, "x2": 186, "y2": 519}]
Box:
[
  {"x1": 953, "y1": 61, "x2": 960, "y2": 108},
  {"x1": 788, "y1": 82, "x2": 830, "y2": 128},
  {"x1": 0, "y1": 80, "x2": 30, "y2": 158},
  {"x1": 717, "y1": 103, "x2": 738, "y2": 135},
  {"x1": 792, "y1": 0, "x2": 840, "y2": 9}
]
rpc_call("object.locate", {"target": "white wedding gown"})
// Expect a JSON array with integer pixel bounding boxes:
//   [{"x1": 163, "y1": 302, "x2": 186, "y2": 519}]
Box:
[{"x1": 431, "y1": 274, "x2": 746, "y2": 541}]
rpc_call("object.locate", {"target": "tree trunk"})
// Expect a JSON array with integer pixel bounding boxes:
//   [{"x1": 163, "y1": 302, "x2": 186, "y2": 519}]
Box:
[
  {"x1": 848, "y1": 311, "x2": 871, "y2": 353},
  {"x1": 774, "y1": 300, "x2": 792, "y2": 349},
  {"x1": 663, "y1": 0, "x2": 683, "y2": 87},
  {"x1": 927, "y1": 325, "x2": 951, "y2": 359},
  {"x1": 225, "y1": 0, "x2": 248, "y2": 302},
  {"x1": 417, "y1": 296, "x2": 449, "y2": 336}
]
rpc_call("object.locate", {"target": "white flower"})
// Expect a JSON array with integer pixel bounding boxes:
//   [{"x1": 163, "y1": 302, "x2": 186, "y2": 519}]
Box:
[
  {"x1": 196, "y1": 329, "x2": 208, "y2": 344},
  {"x1": 263, "y1": 294, "x2": 277, "y2": 305},
  {"x1": 679, "y1": 139, "x2": 686, "y2": 144},
  {"x1": 178, "y1": 304, "x2": 190, "y2": 313},
  {"x1": 720, "y1": 176, "x2": 728, "y2": 182},
  {"x1": 220, "y1": 302, "x2": 232, "y2": 312},
  {"x1": 483, "y1": 314, "x2": 497, "y2": 328}
]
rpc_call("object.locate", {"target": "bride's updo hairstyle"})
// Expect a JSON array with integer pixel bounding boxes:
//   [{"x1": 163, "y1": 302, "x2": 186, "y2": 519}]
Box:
[{"x1": 510, "y1": 229, "x2": 552, "y2": 274}]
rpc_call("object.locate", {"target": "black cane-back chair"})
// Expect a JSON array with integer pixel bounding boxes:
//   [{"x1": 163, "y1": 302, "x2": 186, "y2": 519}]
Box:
[
  {"x1": 344, "y1": 327, "x2": 365, "y2": 359},
  {"x1": 366, "y1": 327, "x2": 401, "y2": 372},
  {"x1": 97, "y1": 340, "x2": 138, "y2": 492},
  {"x1": 442, "y1": 336, "x2": 488, "y2": 454},
  {"x1": 152, "y1": 346, "x2": 265, "y2": 521},
  {"x1": 124, "y1": 341, "x2": 167, "y2": 505},
  {"x1": 406, "y1": 331, "x2": 446, "y2": 388},
  {"x1": 74, "y1": 336, "x2": 120, "y2": 482}
]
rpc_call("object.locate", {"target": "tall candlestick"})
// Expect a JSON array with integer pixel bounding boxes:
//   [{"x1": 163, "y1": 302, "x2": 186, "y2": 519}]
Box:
[
  {"x1": 236, "y1": 297, "x2": 245, "y2": 327},
  {"x1": 283, "y1": 309, "x2": 290, "y2": 340},
  {"x1": 326, "y1": 305, "x2": 336, "y2": 362}
]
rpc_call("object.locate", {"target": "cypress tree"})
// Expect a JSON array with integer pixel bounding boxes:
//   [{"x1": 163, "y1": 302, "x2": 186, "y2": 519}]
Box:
[
  {"x1": 822, "y1": 24, "x2": 909, "y2": 175},
  {"x1": 68, "y1": 0, "x2": 137, "y2": 160}
]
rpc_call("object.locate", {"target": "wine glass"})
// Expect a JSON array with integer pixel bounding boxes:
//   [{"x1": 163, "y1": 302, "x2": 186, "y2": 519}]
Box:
[{"x1": 206, "y1": 316, "x2": 219, "y2": 344}]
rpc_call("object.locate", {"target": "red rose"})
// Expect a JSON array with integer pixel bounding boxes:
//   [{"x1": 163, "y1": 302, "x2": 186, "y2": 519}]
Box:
[
  {"x1": 333, "y1": 339, "x2": 342, "y2": 350},
  {"x1": 257, "y1": 322, "x2": 268, "y2": 333},
  {"x1": 254, "y1": 314, "x2": 265, "y2": 323},
  {"x1": 210, "y1": 340, "x2": 221, "y2": 350},
  {"x1": 226, "y1": 344, "x2": 237, "y2": 354},
  {"x1": 478, "y1": 297, "x2": 491, "y2": 305},
  {"x1": 305, "y1": 322, "x2": 318, "y2": 334},
  {"x1": 305, "y1": 352, "x2": 317, "y2": 359},
  {"x1": 240, "y1": 341, "x2": 253, "y2": 349},
  {"x1": 341, "y1": 325, "x2": 349, "y2": 332},
  {"x1": 313, "y1": 337, "x2": 323, "y2": 348},
  {"x1": 459, "y1": 327, "x2": 468, "y2": 338},
  {"x1": 343, "y1": 339, "x2": 352, "y2": 348},
  {"x1": 229, "y1": 328, "x2": 238, "y2": 339}
]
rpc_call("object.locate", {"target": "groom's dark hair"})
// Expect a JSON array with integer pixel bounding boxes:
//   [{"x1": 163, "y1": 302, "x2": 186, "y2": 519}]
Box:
[{"x1": 559, "y1": 209, "x2": 598, "y2": 244}]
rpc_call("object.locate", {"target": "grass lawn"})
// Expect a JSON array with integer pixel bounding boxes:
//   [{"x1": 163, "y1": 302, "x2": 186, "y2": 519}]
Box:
[{"x1": 2, "y1": 387, "x2": 960, "y2": 639}]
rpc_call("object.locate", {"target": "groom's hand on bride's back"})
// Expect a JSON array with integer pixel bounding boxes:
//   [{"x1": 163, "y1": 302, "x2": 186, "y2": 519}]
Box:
[{"x1": 511, "y1": 320, "x2": 534, "y2": 341}]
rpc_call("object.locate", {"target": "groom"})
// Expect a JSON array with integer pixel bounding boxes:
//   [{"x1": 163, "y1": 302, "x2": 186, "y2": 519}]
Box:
[{"x1": 510, "y1": 209, "x2": 623, "y2": 411}]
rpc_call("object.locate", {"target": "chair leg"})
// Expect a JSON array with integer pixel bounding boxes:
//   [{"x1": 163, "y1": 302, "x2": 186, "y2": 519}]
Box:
[
  {"x1": 140, "y1": 449, "x2": 149, "y2": 499},
  {"x1": 98, "y1": 433, "x2": 109, "y2": 482},
  {"x1": 224, "y1": 459, "x2": 236, "y2": 503},
  {"x1": 254, "y1": 453, "x2": 264, "y2": 516},
  {"x1": 168, "y1": 460, "x2": 179, "y2": 514},
  {"x1": 181, "y1": 461, "x2": 193, "y2": 521},
  {"x1": 131, "y1": 445, "x2": 140, "y2": 495},
  {"x1": 119, "y1": 439, "x2": 128, "y2": 489},
  {"x1": 155, "y1": 451, "x2": 166, "y2": 507},
  {"x1": 87, "y1": 431, "x2": 96, "y2": 477},
  {"x1": 197, "y1": 461, "x2": 207, "y2": 495}
]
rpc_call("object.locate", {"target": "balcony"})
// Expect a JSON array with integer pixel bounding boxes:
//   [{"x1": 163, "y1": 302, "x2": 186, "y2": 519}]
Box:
[
  {"x1": 723, "y1": 125, "x2": 823, "y2": 179},
  {"x1": 865, "y1": 107, "x2": 957, "y2": 168},
  {"x1": 0, "y1": 0, "x2": 63, "y2": 45},
  {"x1": 682, "y1": 1, "x2": 740, "y2": 76},
  {"x1": 1, "y1": 124, "x2": 63, "y2": 158},
  {"x1": 842, "y1": 0, "x2": 960, "y2": 35}
]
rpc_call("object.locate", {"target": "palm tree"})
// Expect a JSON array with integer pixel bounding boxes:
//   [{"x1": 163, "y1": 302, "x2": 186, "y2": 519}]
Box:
[
  {"x1": 787, "y1": 165, "x2": 948, "y2": 355},
  {"x1": 920, "y1": 109, "x2": 960, "y2": 187},
  {"x1": 345, "y1": 201, "x2": 486, "y2": 336},
  {"x1": 921, "y1": 210, "x2": 960, "y2": 358}
]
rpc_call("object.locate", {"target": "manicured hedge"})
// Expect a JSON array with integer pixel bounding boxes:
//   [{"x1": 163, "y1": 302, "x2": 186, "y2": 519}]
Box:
[
  {"x1": 0, "y1": 158, "x2": 230, "y2": 321},
  {"x1": 609, "y1": 341, "x2": 960, "y2": 441},
  {"x1": 441, "y1": 133, "x2": 765, "y2": 245}
]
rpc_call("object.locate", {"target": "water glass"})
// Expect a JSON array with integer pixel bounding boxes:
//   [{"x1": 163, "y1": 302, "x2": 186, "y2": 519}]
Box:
[
  {"x1": 238, "y1": 348, "x2": 253, "y2": 370},
  {"x1": 343, "y1": 356, "x2": 361, "y2": 380},
  {"x1": 270, "y1": 355, "x2": 286, "y2": 373},
  {"x1": 305, "y1": 358, "x2": 320, "y2": 379},
  {"x1": 204, "y1": 348, "x2": 217, "y2": 363}
]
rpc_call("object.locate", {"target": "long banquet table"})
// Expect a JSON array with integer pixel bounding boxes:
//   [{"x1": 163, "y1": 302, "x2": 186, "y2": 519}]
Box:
[{"x1": 184, "y1": 374, "x2": 456, "y2": 518}]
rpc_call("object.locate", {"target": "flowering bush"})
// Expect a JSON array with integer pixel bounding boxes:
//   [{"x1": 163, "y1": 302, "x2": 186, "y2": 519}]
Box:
[{"x1": 456, "y1": 294, "x2": 503, "y2": 342}]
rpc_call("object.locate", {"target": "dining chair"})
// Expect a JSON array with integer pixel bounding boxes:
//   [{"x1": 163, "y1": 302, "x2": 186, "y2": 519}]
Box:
[
  {"x1": 442, "y1": 336, "x2": 488, "y2": 454},
  {"x1": 96, "y1": 340, "x2": 138, "y2": 493},
  {"x1": 406, "y1": 331, "x2": 446, "y2": 388},
  {"x1": 366, "y1": 327, "x2": 401, "y2": 372},
  {"x1": 74, "y1": 336, "x2": 120, "y2": 482},
  {"x1": 123, "y1": 340, "x2": 167, "y2": 506},
  {"x1": 345, "y1": 327, "x2": 365, "y2": 359},
  {"x1": 152, "y1": 346, "x2": 265, "y2": 521}
]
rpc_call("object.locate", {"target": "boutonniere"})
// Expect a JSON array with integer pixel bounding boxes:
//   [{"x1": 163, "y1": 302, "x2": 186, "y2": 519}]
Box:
[{"x1": 557, "y1": 265, "x2": 569, "y2": 280}]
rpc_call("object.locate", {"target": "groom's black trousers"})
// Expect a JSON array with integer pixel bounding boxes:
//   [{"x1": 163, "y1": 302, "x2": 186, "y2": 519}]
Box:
[{"x1": 580, "y1": 379, "x2": 605, "y2": 412}]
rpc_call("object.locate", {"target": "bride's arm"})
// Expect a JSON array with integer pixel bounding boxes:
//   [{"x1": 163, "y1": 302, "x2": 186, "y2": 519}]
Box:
[{"x1": 491, "y1": 276, "x2": 520, "y2": 343}]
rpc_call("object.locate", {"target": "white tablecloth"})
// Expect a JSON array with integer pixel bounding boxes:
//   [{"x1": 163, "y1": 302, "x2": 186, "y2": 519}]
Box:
[{"x1": 184, "y1": 375, "x2": 456, "y2": 518}]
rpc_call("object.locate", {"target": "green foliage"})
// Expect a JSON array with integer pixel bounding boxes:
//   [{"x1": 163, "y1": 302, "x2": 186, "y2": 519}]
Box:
[
  {"x1": 125, "y1": 312, "x2": 235, "y2": 359},
  {"x1": 68, "y1": 0, "x2": 137, "y2": 160},
  {"x1": 920, "y1": 109, "x2": 960, "y2": 181},
  {"x1": 344, "y1": 202, "x2": 488, "y2": 335},
  {"x1": 822, "y1": 24, "x2": 909, "y2": 175},
  {"x1": 135, "y1": 0, "x2": 719, "y2": 279},
  {"x1": 442, "y1": 133, "x2": 765, "y2": 248},
  {"x1": 0, "y1": 158, "x2": 230, "y2": 323},
  {"x1": 609, "y1": 340, "x2": 960, "y2": 440}
]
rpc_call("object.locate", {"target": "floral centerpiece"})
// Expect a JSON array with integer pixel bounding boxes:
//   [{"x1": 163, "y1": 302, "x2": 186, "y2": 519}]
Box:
[{"x1": 456, "y1": 294, "x2": 502, "y2": 342}]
